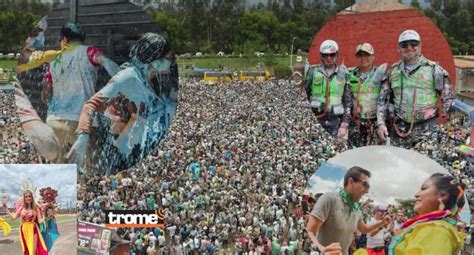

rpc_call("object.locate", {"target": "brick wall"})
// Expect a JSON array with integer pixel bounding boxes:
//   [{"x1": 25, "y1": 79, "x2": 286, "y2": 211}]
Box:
[{"x1": 308, "y1": 9, "x2": 456, "y2": 86}]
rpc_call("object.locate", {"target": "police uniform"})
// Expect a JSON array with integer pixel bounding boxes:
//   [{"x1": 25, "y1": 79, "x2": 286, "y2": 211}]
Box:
[
  {"x1": 377, "y1": 56, "x2": 453, "y2": 147},
  {"x1": 304, "y1": 64, "x2": 352, "y2": 136},
  {"x1": 348, "y1": 66, "x2": 381, "y2": 147}
]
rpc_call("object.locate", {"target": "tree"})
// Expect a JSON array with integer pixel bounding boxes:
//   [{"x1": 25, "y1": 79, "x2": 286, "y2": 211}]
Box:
[
  {"x1": 395, "y1": 198, "x2": 416, "y2": 219},
  {"x1": 410, "y1": 0, "x2": 421, "y2": 9},
  {"x1": 334, "y1": 0, "x2": 355, "y2": 12},
  {"x1": 0, "y1": 0, "x2": 50, "y2": 52}
]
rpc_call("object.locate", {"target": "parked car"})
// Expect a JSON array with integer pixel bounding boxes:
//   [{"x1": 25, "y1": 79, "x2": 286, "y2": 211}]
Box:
[
  {"x1": 255, "y1": 52, "x2": 265, "y2": 57},
  {"x1": 195, "y1": 52, "x2": 203, "y2": 57},
  {"x1": 180, "y1": 53, "x2": 192, "y2": 59},
  {"x1": 217, "y1": 51, "x2": 225, "y2": 57}
]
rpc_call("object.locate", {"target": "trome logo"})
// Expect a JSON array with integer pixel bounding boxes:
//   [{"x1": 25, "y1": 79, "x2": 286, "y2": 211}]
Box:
[{"x1": 104, "y1": 210, "x2": 165, "y2": 228}]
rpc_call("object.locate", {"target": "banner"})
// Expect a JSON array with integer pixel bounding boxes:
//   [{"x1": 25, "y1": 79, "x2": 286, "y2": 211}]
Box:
[{"x1": 77, "y1": 221, "x2": 113, "y2": 254}]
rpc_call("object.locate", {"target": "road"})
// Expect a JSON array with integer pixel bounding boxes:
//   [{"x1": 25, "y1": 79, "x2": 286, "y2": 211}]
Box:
[{"x1": 0, "y1": 219, "x2": 76, "y2": 255}]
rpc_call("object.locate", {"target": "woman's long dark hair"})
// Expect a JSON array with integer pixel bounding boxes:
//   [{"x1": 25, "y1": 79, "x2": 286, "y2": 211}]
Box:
[{"x1": 430, "y1": 173, "x2": 465, "y2": 212}]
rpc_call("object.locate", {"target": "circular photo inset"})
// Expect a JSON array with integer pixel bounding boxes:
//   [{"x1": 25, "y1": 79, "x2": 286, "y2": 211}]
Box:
[
  {"x1": 305, "y1": 146, "x2": 472, "y2": 255},
  {"x1": 10, "y1": 2, "x2": 177, "y2": 175}
]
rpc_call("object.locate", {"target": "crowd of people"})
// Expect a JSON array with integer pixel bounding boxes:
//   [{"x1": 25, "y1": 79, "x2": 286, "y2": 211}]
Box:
[
  {"x1": 0, "y1": 89, "x2": 38, "y2": 164},
  {"x1": 78, "y1": 79, "x2": 348, "y2": 254},
  {"x1": 77, "y1": 78, "x2": 473, "y2": 254}
]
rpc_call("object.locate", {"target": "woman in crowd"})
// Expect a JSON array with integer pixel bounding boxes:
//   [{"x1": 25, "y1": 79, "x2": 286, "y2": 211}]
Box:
[
  {"x1": 388, "y1": 173, "x2": 466, "y2": 254},
  {"x1": 40, "y1": 204, "x2": 60, "y2": 251}
]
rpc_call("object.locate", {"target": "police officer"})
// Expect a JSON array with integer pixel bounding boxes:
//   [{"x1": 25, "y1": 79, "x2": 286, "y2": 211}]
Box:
[
  {"x1": 347, "y1": 43, "x2": 386, "y2": 147},
  {"x1": 305, "y1": 40, "x2": 351, "y2": 137},
  {"x1": 376, "y1": 30, "x2": 453, "y2": 147}
]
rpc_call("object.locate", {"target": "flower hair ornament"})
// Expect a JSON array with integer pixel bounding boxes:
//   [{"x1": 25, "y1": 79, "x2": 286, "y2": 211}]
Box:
[{"x1": 39, "y1": 187, "x2": 58, "y2": 204}]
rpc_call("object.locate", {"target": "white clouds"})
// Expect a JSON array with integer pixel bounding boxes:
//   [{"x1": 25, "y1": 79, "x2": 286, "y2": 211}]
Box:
[
  {"x1": 328, "y1": 146, "x2": 445, "y2": 205},
  {"x1": 305, "y1": 146, "x2": 471, "y2": 223},
  {"x1": 0, "y1": 165, "x2": 77, "y2": 209}
]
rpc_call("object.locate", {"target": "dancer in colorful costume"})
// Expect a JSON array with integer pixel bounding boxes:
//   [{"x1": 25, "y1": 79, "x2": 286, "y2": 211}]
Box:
[
  {"x1": 388, "y1": 173, "x2": 466, "y2": 254},
  {"x1": 38, "y1": 187, "x2": 60, "y2": 252},
  {"x1": 2, "y1": 182, "x2": 49, "y2": 255}
]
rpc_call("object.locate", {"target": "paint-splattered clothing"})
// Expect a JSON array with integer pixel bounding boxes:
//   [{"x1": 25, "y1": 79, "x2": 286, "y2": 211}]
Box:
[
  {"x1": 376, "y1": 56, "x2": 453, "y2": 126},
  {"x1": 376, "y1": 56, "x2": 453, "y2": 146},
  {"x1": 304, "y1": 64, "x2": 352, "y2": 136},
  {"x1": 77, "y1": 65, "x2": 178, "y2": 173},
  {"x1": 45, "y1": 42, "x2": 101, "y2": 122}
]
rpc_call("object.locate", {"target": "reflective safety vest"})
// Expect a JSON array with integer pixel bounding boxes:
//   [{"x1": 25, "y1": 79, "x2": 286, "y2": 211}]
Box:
[
  {"x1": 349, "y1": 68, "x2": 380, "y2": 120},
  {"x1": 390, "y1": 60, "x2": 438, "y2": 123},
  {"x1": 310, "y1": 66, "x2": 346, "y2": 115}
]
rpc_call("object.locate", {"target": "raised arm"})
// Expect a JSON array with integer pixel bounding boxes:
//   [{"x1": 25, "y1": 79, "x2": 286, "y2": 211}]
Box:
[
  {"x1": 2, "y1": 203, "x2": 20, "y2": 221},
  {"x1": 93, "y1": 52, "x2": 120, "y2": 77},
  {"x1": 358, "y1": 215, "x2": 391, "y2": 234}
]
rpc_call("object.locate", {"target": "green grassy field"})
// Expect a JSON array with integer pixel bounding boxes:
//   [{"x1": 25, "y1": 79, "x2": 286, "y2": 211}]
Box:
[
  {"x1": 0, "y1": 60, "x2": 17, "y2": 70},
  {"x1": 178, "y1": 56, "x2": 297, "y2": 68},
  {"x1": 5, "y1": 214, "x2": 76, "y2": 229},
  {"x1": 0, "y1": 56, "x2": 300, "y2": 72}
]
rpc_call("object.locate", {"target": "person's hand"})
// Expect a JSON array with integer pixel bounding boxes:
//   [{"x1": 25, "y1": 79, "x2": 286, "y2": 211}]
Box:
[
  {"x1": 22, "y1": 120, "x2": 60, "y2": 162},
  {"x1": 377, "y1": 124, "x2": 388, "y2": 140},
  {"x1": 383, "y1": 215, "x2": 392, "y2": 226},
  {"x1": 322, "y1": 242, "x2": 342, "y2": 255},
  {"x1": 336, "y1": 125, "x2": 348, "y2": 141},
  {"x1": 66, "y1": 133, "x2": 90, "y2": 166}
]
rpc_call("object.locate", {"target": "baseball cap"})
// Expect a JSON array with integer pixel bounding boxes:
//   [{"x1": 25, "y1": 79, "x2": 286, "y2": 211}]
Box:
[
  {"x1": 373, "y1": 205, "x2": 387, "y2": 213},
  {"x1": 398, "y1": 30, "x2": 420, "y2": 43},
  {"x1": 355, "y1": 43, "x2": 374, "y2": 55}
]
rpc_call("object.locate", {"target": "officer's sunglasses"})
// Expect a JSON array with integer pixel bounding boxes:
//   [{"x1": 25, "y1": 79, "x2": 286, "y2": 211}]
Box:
[
  {"x1": 399, "y1": 40, "x2": 420, "y2": 49},
  {"x1": 352, "y1": 176, "x2": 370, "y2": 190},
  {"x1": 321, "y1": 53, "x2": 337, "y2": 58}
]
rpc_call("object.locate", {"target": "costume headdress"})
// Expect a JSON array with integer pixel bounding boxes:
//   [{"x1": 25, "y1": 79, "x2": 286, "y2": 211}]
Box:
[
  {"x1": 39, "y1": 187, "x2": 58, "y2": 204},
  {"x1": 20, "y1": 178, "x2": 37, "y2": 196},
  {"x1": 15, "y1": 178, "x2": 37, "y2": 213}
]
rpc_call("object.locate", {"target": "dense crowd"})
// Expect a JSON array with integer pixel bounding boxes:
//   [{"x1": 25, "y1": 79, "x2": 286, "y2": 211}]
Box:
[
  {"x1": 77, "y1": 79, "x2": 473, "y2": 254},
  {"x1": 78, "y1": 79, "x2": 347, "y2": 254},
  {"x1": 0, "y1": 89, "x2": 38, "y2": 163}
]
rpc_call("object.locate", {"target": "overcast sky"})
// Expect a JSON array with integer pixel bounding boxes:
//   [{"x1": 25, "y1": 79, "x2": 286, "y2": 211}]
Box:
[
  {"x1": 0, "y1": 165, "x2": 77, "y2": 209},
  {"x1": 305, "y1": 146, "x2": 471, "y2": 223}
]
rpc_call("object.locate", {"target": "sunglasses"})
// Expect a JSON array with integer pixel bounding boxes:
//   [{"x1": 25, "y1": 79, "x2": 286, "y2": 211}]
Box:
[
  {"x1": 399, "y1": 41, "x2": 420, "y2": 49},
  {"x1": 352, "y1": 176, "x2": 370, "y2": 190},
  {"x1": 356, "y1": 52, "x2": 372, "y2": 58},
  {"x1": 321, "y1": 53, "x2": 337, "y2": 58}
]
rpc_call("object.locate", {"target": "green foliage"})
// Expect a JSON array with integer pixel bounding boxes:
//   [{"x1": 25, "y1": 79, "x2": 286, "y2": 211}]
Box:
[
  {"x1": 395, "y1": 198, "x2": 416, "y2": 219},
  {"x1": 2, "y1": 0, "x2": 474, "y2": 56},
  {"x1": 334, "y1": 0, "x2": 355, "y2": 12},
  {"x1": 423, "y1": 0, "x2": 474, "y2": 55},
  {"x1": 147, "y1": 0, "x2": 335, "y2": 55},
  {"x1": 272, "y1": 64, "x2": 292, "y2": 78},
  {"x1": 263, "y1": 52, "x2": 278, "y2": 68},
  {"x1": 0, "y1": 0, "x2": 51, "y2": 52},
  {"x1": 410, "y1": 0, "x2": 421, "y2": 9}
]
